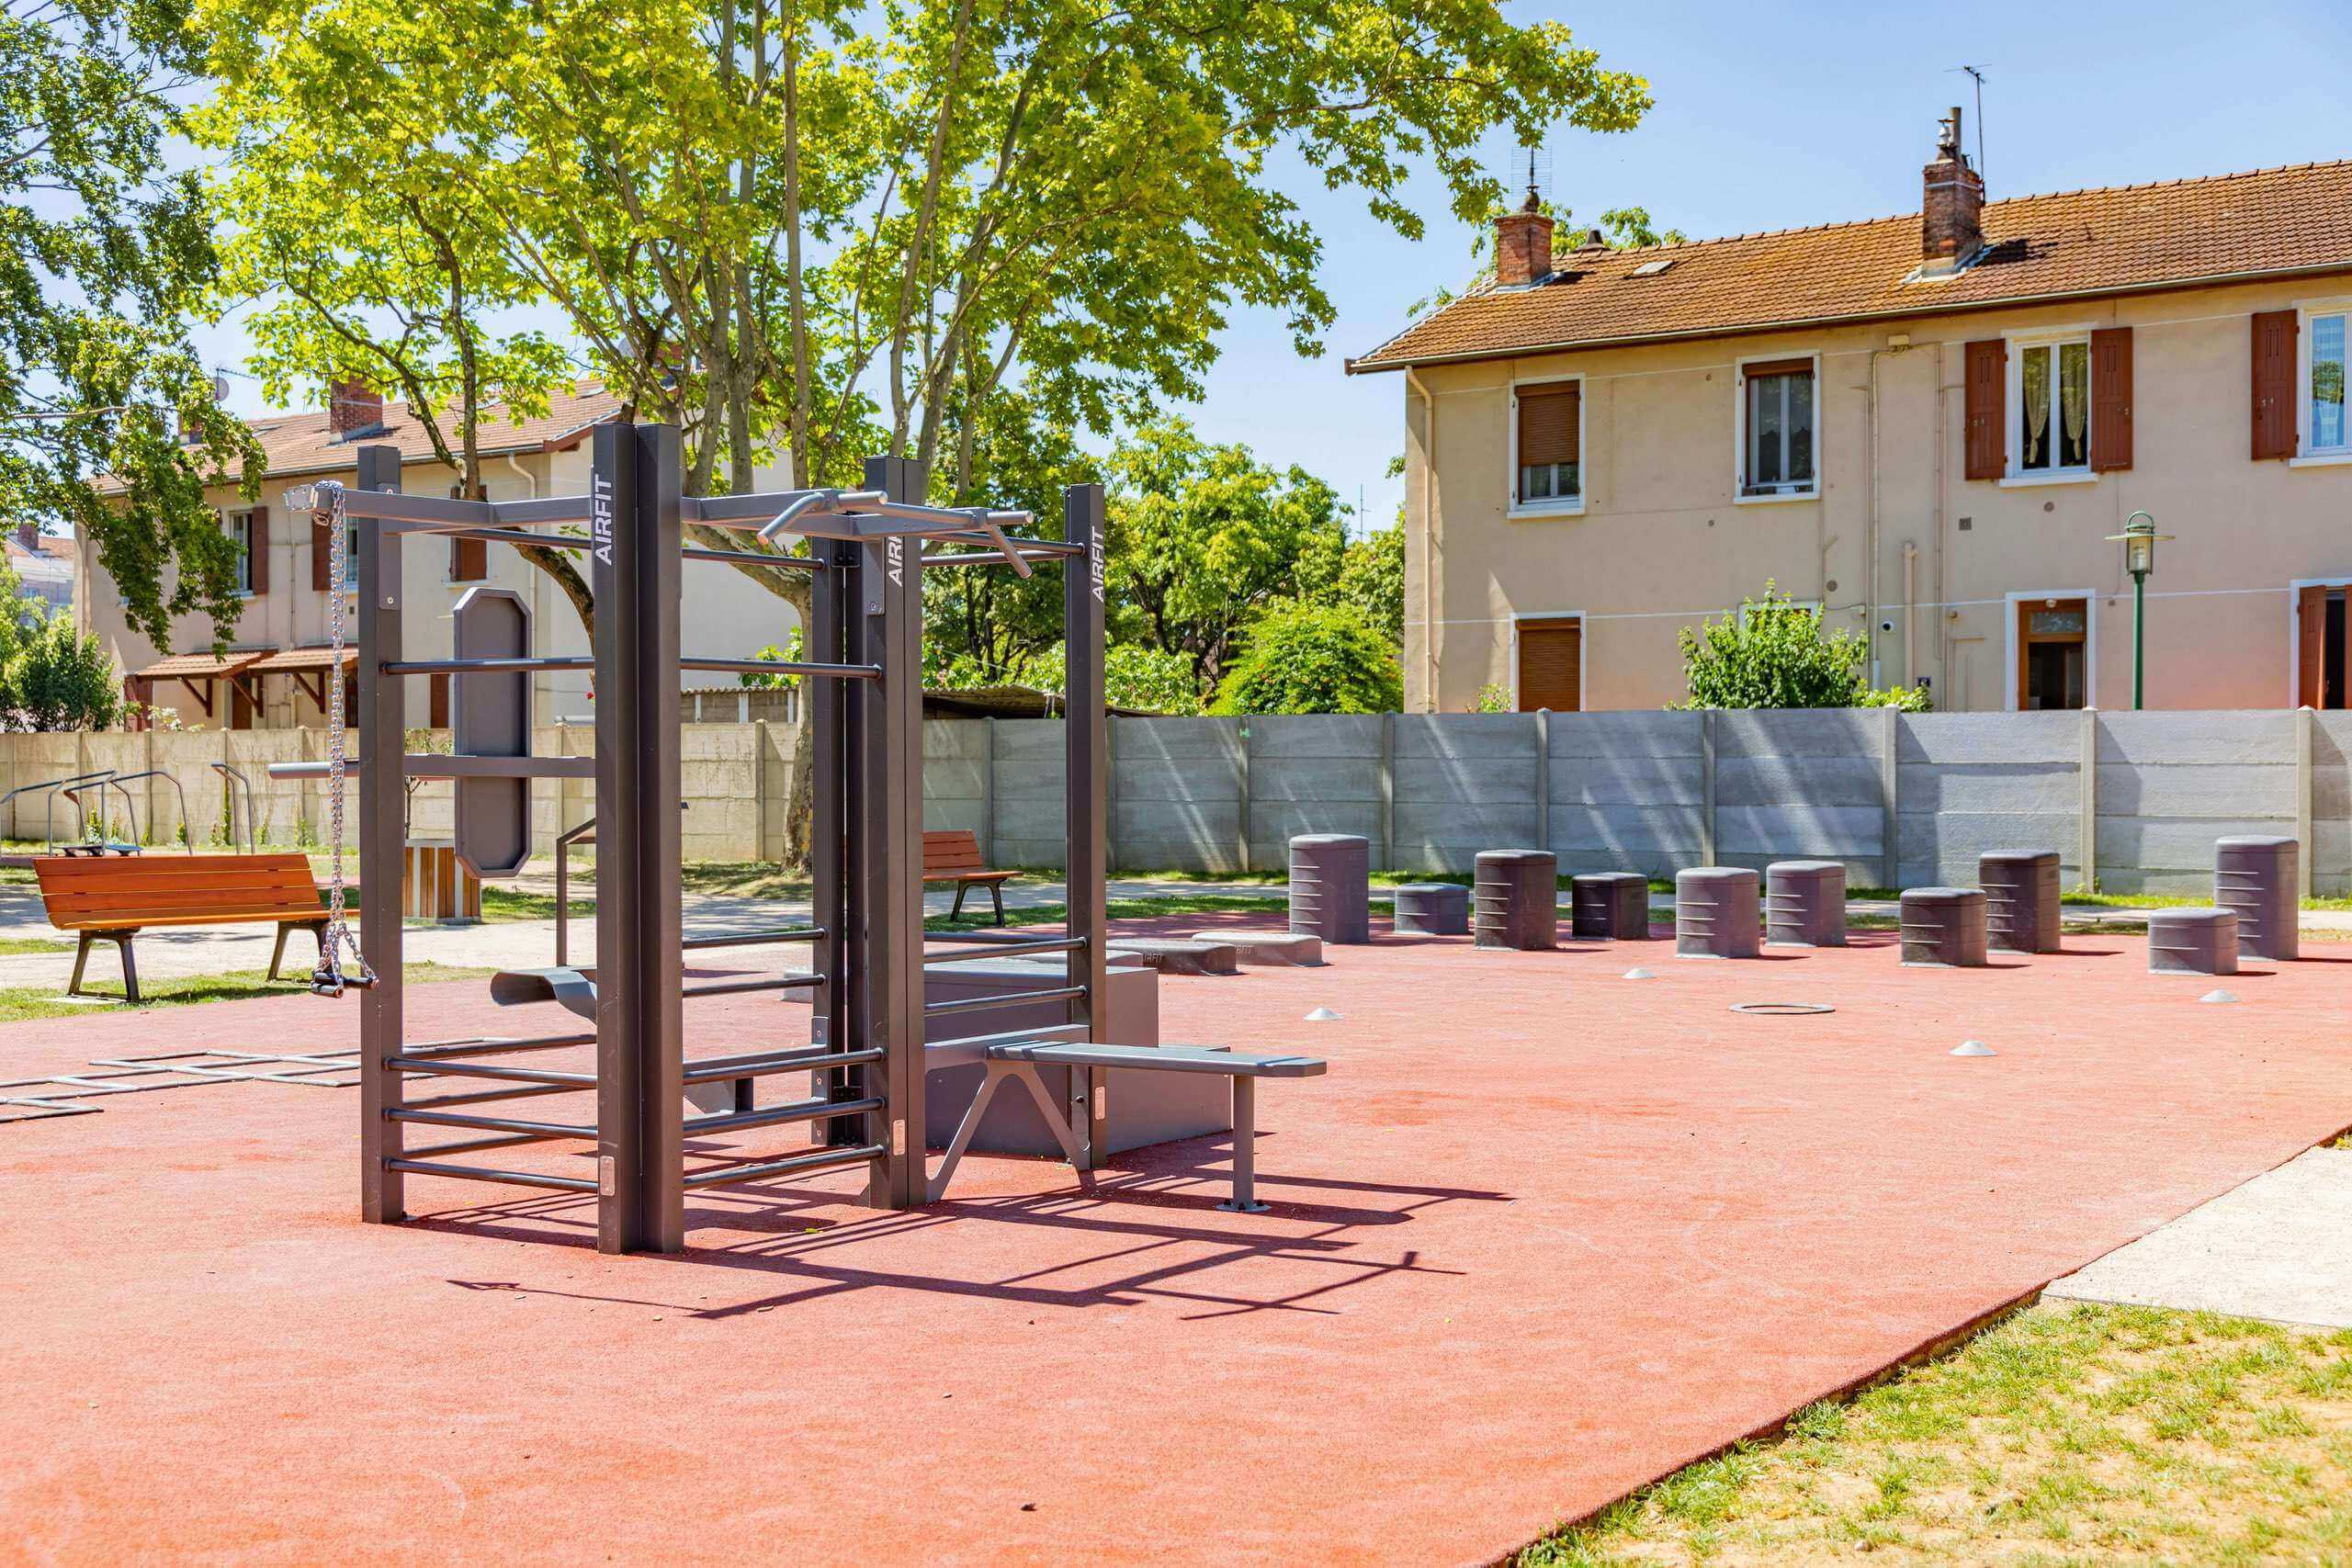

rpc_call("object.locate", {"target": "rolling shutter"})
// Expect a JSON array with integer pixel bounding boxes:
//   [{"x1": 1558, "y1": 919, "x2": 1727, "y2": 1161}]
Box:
[
  {"x1": 2088, "y1": 328, "x2": 2133, "y2": 471},
  {"x1": 1516, "y1": 383, "x2": 1579, "y2": 477},
  {"x1": 2252, "y1": 310, "x2": 2299, "y2": 459},
  {"x1": 311, "y1": 513, "x2": 333, "y2": 592},
  {"x1": 1516, "y1": 617, "x2": 1582, "y2": 712},
  {"x1": 1962, "y1": 340, "x2": 2006, "y2": 480},
  {"x1": 451, "y1": 536, "x2": 487, "y2": 582},
  {"x1": 246, "y1": 505, "x2": 269, "y2": 594}
]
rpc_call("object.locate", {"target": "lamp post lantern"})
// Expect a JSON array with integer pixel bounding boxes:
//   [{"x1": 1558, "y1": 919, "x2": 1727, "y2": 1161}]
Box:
[{"x1": 2105, "y1": 511, "x2": 2174, "y2": 711}]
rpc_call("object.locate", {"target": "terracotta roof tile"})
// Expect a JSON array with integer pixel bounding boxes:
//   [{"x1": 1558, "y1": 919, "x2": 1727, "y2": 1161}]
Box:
[
  {"x1": 1351, "y1": 161, "x2": 2352, "y2": 370},
  {"x1": 238, "y1": 379, "x2": 622, "y2": 479}
]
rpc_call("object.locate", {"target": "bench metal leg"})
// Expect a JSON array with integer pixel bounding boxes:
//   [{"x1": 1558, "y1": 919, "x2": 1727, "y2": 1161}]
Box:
[
  {"x1": 928, "y1": 1061, "x2": 1095, "y2": 1202},
  {"x1": 68, "y1": 931, "x2": 141, "y2": 1004},
  {"x1": 1218, "y1": 1075, "x2": 1268, "y2": 1213},
  {"x1": 950, "y1": 882, "x2": 968, "y2": 920},
  {"x1": 267, "y1": 924, "x2": 292, "y2": 982},
  {"x1": 68, "y1": 931, "x2": 94, "y2": 998},
  {"x1": 990, "y1": 882, "x2": 1005, "y2": 926}
]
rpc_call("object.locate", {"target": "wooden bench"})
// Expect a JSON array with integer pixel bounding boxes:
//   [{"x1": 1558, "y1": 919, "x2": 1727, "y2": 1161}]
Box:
[
  {"x1": 33, "y1": 852, "x2": 330, "y2": 1003},
  {"x1": 922, "y1": 829, "x2": 1018, "y2": 925}
]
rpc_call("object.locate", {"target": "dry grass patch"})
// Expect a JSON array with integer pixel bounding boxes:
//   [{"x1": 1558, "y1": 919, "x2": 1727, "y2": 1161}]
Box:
[{"x1": 1523, "y1": 1303, "x2": 2352, "y2": 1566}]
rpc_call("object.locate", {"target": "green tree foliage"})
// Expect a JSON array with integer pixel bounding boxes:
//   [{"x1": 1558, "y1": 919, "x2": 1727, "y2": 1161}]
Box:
[
  {"x1": 1674, "y1": 583, "x2": 1930, "y2": 711},
  {"x1": 1336, "y1": 524, "x2": 1404, "y2": 642},
  {"x1": 1, "y1": 0, "x2": 260, "y2": 649},
  {"x1": 1210, "y1": 600, "x2": 1399, "y2": 716},
  {"x1": 1105, "y1": 417, "x2": 1347, "y2": 695},
  {"x1": 8, "y1": 615, "x2": 122, "y2": 731}
]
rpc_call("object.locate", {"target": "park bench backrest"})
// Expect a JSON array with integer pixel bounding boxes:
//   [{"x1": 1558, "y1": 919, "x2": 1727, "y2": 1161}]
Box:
[
  {"x1": 34, "y1": 852, "x2": 324, "y2": 930},
  {"x1": 922, "y1": 829, "x2": 997, "y2": 878}
]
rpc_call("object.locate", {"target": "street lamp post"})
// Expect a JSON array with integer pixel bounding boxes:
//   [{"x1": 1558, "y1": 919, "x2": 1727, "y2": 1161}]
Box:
[{"x1": 2105, "y1": 511, "x2": 2174, "y2": 711}]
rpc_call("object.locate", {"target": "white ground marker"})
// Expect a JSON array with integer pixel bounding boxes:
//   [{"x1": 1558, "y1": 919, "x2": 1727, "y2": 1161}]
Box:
[
  {"x1": 2199, "y1": 989, "x2": 2241, "y2": 1004},
  {"x1": 1304, "y1": 1006, "x2": 1341, "y2": 1021},
  {"x1": 1951, "y1": 1040, "x2": 1998, "y2": 1057},
  {"x1": 1623, "y1": 967, "x2": 1657, "y2": 980}
]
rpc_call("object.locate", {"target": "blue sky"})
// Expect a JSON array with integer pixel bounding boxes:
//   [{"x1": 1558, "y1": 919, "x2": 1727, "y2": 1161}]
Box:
[{"x1": 190, "y1": 0, "x2": 2352, "y2": 534}]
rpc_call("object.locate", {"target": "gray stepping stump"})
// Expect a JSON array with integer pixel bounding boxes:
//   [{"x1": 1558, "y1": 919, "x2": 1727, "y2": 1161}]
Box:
[
  {"x1": 2148, "y1": 908, "x2": 2238, "y2": 976},
  {"x1": 1474, "y1": 849, "x2": 1557, "y2": 951},
  {"x1": 1571, "y1": 872, "x2": 1653, "y2": 941},
  {"x1": 1289, "y1": 833, "x2": 1371, "y2": 944},
  {"x1": 1764, "y1": 860, "x2": 1846, "y2": 948},
  {"x1": 1981, "y1": 850, "x2": 2062, "y2": 953},
  {"x1": 1191, "y1": 930, "x2": 1324, "y2": 966},
  {"x1": 2215, "y1": 835, "x2": 2298, "y2": 961},
  {"x1": 1106, "y1": 938, "x2": 1240, "y2": 976},
  {"x1": 1391, "y1": 883, "x2": 1469, "y2": 936},
  {"x1": 1900, "y1": 886, "x2": 1988, "y2": 967},
  {"x1": 1676, "y1": 866, "x2": 1760, "y2": 959}
]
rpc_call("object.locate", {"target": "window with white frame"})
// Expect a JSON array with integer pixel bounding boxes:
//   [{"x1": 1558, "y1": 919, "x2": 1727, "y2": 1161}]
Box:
[
  {"x1": 2015, "y1": 336, "x2": 2092, "y2": 474},
  {"x1": 2311, "y1": 309, "x2": 2348, "y2": 454},
  {"x1": 1739, "y1": 358, "x2": 1815, "y2": 496},
  {"x1": 227, "y1": 511, "x2": 257, "y2": 593},
  {"x1": 1511, "y1": 379, "x2": 1581, "y2": 509},
  {"x1": 340, "y1": 524, "x2": 361, "y2": 591}
]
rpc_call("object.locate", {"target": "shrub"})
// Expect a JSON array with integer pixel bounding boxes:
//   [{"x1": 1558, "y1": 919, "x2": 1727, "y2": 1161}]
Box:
[
  {"x1": 1674, "y1": 582, "x2": 1929, "y2": 711},
  {"x1": 1210, "y1": 600, "x2": 1402, "y2": 715}
]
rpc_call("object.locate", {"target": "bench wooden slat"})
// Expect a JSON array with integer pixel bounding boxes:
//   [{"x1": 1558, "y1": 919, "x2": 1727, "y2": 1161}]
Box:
[
  {"x1": 921, "y1": 829, "x2": 1014, "y2": 884},
  {"x1": 34, "y1": 852, "x2": 325, "y2": 931}
]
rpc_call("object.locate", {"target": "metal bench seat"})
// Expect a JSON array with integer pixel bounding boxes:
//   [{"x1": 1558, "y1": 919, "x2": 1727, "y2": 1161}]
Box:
[
  {"x1": 932, "y1": 1040, "x2": 1329, "y2": 1211},
  {"x1": 488, "y1": 966, "x2": 599, "y2": 1020}
]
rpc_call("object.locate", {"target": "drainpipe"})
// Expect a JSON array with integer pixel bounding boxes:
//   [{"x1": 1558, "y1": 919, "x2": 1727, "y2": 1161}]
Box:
[
  {"x1": 1405, "y1": 367, "x2": 1438, "y2": 713},
  {"x1": 1865, "y1": 342, "x2": 1913, "y2": 690},
  {"x1": 1902, "y1": 540, "x2": 1918, "y2": 686}
]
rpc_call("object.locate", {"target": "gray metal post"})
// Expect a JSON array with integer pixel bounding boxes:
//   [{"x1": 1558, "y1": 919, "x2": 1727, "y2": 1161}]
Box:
[
  {"x1": 863, "y1": 455, "x2": 926, "y2": 1208},
  {"x1": 1881, "y1": 704, "x2": 1901, "y2": 890},
  {"x1": 1063, "y1": 483, "x2": 1111, "y2": 1161},
  {"x1": 356, "y1": 444, "x2": 405, "y2": 1224},
  {"x1": 813, "y1": 537, "x2": 868, "y2": 1153},
  {"x1": 591, "y1": 422, "x2": 685, "y2": 1254},
  {"x1": 1218, "y1": 1077, "x2": 1265, "y2": 1214}
]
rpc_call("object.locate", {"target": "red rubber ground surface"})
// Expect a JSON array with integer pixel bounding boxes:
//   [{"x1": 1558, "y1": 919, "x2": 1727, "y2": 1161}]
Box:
[{"x1": 4, "y1": 919, "x2": 2349, "y2": 1566}]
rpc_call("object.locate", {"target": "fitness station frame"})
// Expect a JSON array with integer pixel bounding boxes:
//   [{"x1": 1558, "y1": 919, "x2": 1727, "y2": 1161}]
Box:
[{"x1": 292, "y1": 423, "x2": 1114, "y2": 1254}]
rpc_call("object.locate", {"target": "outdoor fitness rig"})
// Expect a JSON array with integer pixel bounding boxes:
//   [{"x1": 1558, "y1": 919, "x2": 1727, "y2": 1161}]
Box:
[{"x1": 276, "y1": 422, "x2": 1220, "y2": 1255}]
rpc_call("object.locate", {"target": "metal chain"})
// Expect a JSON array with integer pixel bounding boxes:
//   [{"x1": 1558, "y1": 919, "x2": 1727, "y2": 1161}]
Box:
[{"x1": 311, "y1": 481, "x2": 373, "y2": 997}]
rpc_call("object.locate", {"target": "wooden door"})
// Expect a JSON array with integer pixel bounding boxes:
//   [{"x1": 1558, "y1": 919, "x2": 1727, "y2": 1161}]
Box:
[
  {"x1": 2016, "y1": 598, "x2": 2088, "y2": 711},
  {"x1": 1517, "y1": 618, "x2": 1582, "y2": 712},
  {"x1": 2298, "y1": 585, "x2": 2328, "y2": 708},
  {"x1": 229, "y1": 679, "x2": 256, "y2": 730}
]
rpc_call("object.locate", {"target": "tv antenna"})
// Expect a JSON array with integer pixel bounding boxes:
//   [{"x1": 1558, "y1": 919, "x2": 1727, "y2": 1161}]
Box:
[
  {"x1": 1514, "y1": 141, "x2": 1552, "y2": 210},
  {"x1": 1950, "y1": 64, "x2": 1988, "y2": 181}
]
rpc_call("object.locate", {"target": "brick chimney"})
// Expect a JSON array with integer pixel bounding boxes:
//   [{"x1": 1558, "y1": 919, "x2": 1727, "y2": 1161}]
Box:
[
  {"x1": 1495, "y1": 194, "x2": 1555, "y2": 288},
  {"x1": 327, "y1": 377, "x2": 385, "y2": 440},
  {"x1": 1919, "y1": 106, "x2": 1984, "y2": 276}
]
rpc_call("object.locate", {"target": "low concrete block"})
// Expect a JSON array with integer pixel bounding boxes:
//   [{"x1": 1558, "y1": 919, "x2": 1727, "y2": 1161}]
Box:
[
  {"x1": 1193, "y1": 930, "x2": 1324, "y2": 966},
  {"x1": 1106, "y1": 938, "x2": 1240, "y2": 976}
]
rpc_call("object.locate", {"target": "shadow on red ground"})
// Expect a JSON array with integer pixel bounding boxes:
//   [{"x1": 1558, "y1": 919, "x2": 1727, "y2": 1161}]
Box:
[{"x1": 5, "y1": 918, "x2": 2350, "y2": 1565}]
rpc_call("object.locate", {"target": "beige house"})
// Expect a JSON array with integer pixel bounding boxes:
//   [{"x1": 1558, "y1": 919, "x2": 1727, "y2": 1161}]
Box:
[
  {"x1": 1350, "y1": 118, "x2": 2352, "y2": 715},
  {"x1": 85, "y1": 380, "x2": 802, "y2": 729}
]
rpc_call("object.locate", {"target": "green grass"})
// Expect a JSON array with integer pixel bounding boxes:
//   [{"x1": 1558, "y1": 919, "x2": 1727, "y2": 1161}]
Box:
[
  {"x1": 0, "y1": 961, "x2": 498, "y2": 1023},
  {"x1": 0, "y1": 936, "x2": 70, "y2": 955},
  {"x1": 1518, "y1": 1303, "x2": 2352, "y2": 1567}
]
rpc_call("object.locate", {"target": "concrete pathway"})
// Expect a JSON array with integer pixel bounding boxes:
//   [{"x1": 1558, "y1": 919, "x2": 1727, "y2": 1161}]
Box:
[{"x1": 2044, "y1": 1145, "x2": 2352, "y2": 1329}]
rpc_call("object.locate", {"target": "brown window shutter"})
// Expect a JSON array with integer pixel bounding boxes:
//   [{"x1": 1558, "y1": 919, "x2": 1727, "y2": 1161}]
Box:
[
  {"x1": 1517, "y1": 383, "x2": 1580, "y2": 468},
  {"x1": 2088, "y1": 328, "x2": 2133, "y2": 471},
  {"x1": 450, "y1": 535, "x2": 487, "y2": 582},
  {"x1": 2252, "y1": 310, "x2": 2299, "y2": 459},
  {"x1": 1963, "y1": 340, "x2": 2006, "y2": 479},
  {"x1": 1740, "y1": 357, "x2": 1815, "y2": 379},
  {"x1": 1516, "y1": 617, "x2": 1583, "y2": 712},
  {"x1": 311, "y1": 513, "x2": 333, "y2": 592},
  {"x1": 247, "y1": 505, "x2": 269, "y2": 594},
  {"x1": 428, "y1": 672, "x2": 450, "y2": 728},
  {"x1": 2298, "y1": 585, "x2": 2327, "y2": 707}
]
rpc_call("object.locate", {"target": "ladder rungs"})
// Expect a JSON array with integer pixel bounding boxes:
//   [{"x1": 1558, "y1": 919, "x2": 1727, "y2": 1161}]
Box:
[{"x1": 681, "y1": 1144, "x2": 885, "y2": 1190}]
